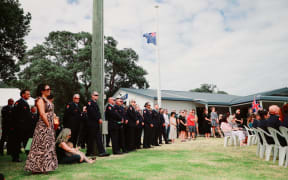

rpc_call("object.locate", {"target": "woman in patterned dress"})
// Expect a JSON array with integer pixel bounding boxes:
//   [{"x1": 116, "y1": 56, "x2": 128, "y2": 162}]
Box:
[{"x1": 25, "y1": 84, "x2": 58, "y2": 173}]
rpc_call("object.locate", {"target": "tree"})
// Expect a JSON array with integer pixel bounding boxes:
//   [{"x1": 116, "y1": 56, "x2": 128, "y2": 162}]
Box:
[
  {"x1": 104, "y1": 36, "x2": 149, "y2": 97},
  {"x1": 15, "y1": 31, "x2": 149, "y2": 115},
  {"x1": 190, "y1": 84, "x2": 228, "y2": 94},
  {"x1": 0, "y1": 0, "x2": 31, "y2": 82}
]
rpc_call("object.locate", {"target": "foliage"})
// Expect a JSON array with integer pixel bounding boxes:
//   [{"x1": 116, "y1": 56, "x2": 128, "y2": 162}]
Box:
[
  {"x1": 190, "y1": 83, "x2": 228, "y2": 94},
  {"x1": 104, "y1": 36, "x2": 149, "y2": 97},
  {"x1": 0, "y1": 0, "x2": 31, "y2": 82},
  {"x1": 13, "y1": 31, "x2": 149, "y2": 116}
]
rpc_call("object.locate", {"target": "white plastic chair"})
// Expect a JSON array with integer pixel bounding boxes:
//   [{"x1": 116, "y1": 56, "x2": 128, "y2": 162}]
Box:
[
  {"x1": 268, "y1": 127, "x2": 288, "y2": 166},
  {"x1": 232, "y1": 133, "x2": 240, "y2": 146},
  {"x1": 244, "y1": 125, "x2": 256, "y2": 146},
  {"x1": 251, "y1": 128, "x2": 258, "y2": 145},
  {"x1": 279, "y1": 126, "x2": 288, "y2": 167},
  {"x1": 222, "y1": 130, "x2": 233, "y2": 147},
  {"x1": 224, "y1": 135, "x2": 232, "y2": 147},
  {"x1": 254, "y1": 128, "x2": 265, "y2": 158},
  {"x1": 257, "y1": 128, "x2": 276, "y2": 161}
]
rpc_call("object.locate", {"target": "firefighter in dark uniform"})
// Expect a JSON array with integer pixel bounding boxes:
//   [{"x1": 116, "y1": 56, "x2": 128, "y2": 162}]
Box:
[
  {"x1": 105, "y1": 97, "x2": 123, "y2": 154},
  {"x1": 10, "y1": 90, "x2": 32, "y2": 162},
  {"x1": 78, "y1": 106, "x2": 88, "y2": 148},
  {"x1": 152, "y1": 104, "x2": 160, "y2": 146},
  {"x1": 63, "y1": 94, "x2": 82, "y2": 147},
  {"x1": 125, "y1": 100, "x2": 138, "y2": 151},
  {"x1": 86, "y1": 91, "x2": 109, "y2": 157},
  {"x1": 114, "y1": 98, "x2": 128, "y2": 153},
  {"x1": 0, "y1": 98, "x2": 14, "y2": 156},
  {"x1": 143, "y1": 102, "x2": 153, "y2": 148},
  {"x1": 135, "y1": 105, "x2": 144, "y2": 149}
]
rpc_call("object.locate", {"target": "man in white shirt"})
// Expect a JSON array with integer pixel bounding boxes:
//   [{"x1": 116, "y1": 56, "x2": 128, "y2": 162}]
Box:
[{"x1": 163, "y1": 109, "x2": 170, "y2": 140}]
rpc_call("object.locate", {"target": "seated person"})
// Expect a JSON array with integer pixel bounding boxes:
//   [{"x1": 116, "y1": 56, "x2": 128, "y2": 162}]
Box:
[
  {"x1": 266, "y1": 105, "x2": 286, "y2": 146},
  {"x1": 220, "y1": 116, "x2": 232, "y2": 137},
  {"x1": 66, "y1": 142, "x2": 95, "y2": 163},
  {"x1": 247, "y1": 114, "x2": 255, "y2": 128},
  {"x1": 280, "y1": 104, "x2": 288, "y2": 127},
  {"x1": 259, "y1": 105, "x2": 284, "y2": 145},
  {"x1": 252, "y1": 110, "x2": 268, "y2": 128},
  {"x1": 56, "y1": 128, "x2": 95, "y2": 164},
  {"x1": 221, "y1": 116, "x2": 246, "y2": 146}
]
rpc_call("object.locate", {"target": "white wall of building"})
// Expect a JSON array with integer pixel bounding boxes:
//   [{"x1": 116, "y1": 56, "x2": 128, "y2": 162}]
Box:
[
  {"x1": 113, "y1": 90, "x2": 154, "y2": 109},
  {"x1": 160, "y1": 100, "x2": 197, "y2": 113},
  {"x1": 113, "y1": 89, "x2": 198, "y2": 113}
]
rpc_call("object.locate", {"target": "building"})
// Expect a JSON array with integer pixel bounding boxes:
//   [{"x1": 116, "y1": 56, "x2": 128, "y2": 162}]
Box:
[
  {"x1": 114, "y1": 87, "x2": 288, "y2": 113},
  {"x1": 113, "y1": 87, "x2": 288, "y2": 134}
]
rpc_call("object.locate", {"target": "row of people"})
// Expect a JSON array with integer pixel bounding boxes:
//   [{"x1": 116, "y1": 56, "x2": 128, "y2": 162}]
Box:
[
  {"x1": 221, "y1": 104, "x2": 288, "y2": 146},
  {"x1": 105, "y1": 98, "x2": 171, "y2": 154},
  {"x1": 252, "y1": 105, "x2": 288, "y2": 146},
  {"x1": 24, "y1": 84, "x2": 111, "y2": 173},
  {"x1": 0, "y1": 90, "x2": 40, "y2": 161}
]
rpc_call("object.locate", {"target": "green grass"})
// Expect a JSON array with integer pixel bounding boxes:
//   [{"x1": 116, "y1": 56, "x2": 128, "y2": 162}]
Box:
[{"x1": 1, "y1": 138, "x2": 288, "y2": 180}]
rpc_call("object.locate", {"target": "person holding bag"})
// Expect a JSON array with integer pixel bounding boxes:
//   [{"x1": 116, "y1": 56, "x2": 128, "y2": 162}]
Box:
[{"x1": 25, "y1": 84, "x2": 58, "y2": 173}]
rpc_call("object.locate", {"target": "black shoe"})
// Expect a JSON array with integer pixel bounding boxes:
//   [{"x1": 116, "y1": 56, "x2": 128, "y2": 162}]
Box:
[
  {"x1": 154, "y1": 144, "x2": 160, "y2": 146},
  {"x1": 165, "y1": 142, "x2": 171, "y2": 144},
  {"x1": 12, "y1": 159, "x2": 22, "y2": 162},
  {"x1": 113, "y1": 151, "x2": 123, "y2": 155},
  {"x1": 98, "y1": 152, "x2": 110, "y2": 157}
]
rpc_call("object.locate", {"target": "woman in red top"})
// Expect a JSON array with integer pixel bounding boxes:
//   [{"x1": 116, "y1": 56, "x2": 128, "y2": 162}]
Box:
[{"x1": 187, "y1": 110, "x2": 197, "y2": 140}]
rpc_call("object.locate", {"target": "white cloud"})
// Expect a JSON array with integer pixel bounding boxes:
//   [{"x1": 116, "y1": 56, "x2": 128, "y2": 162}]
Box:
[{"x1": 19, "y1": 0, "x2": 288, "y2": 96}]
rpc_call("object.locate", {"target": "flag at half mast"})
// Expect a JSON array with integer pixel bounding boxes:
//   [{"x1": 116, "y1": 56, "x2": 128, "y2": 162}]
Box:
[{"x1": 143, "y1": 32, "x2": 156, "y2": 45}]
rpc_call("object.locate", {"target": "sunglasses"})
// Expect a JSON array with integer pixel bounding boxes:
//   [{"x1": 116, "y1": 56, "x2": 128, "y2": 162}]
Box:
[
  {"x1": 44, "y1": 88, "x2": 51, "y2": 91},
  {"x1": 74, "y1": 97, "x2": 80, "y2": 99},
  {"x1": 93, "y1": 94, "x2": 99, "y2": 96}
]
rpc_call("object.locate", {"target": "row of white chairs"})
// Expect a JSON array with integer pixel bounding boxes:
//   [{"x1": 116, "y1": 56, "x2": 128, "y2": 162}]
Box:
[
  {"x1": 253, "y1": 126, "x2": 288, "y2": 167},
  {"x1": 223, "y1": 126, "x2": 257, "y2": 147},
  {"x1": 223, "y1": 125, "x2": 288, "y2": 167}
]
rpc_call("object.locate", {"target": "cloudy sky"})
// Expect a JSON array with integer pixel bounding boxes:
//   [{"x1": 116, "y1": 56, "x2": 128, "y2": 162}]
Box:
[{"x1": 20, "y1": 0, "x2": 288, "y2": 96}]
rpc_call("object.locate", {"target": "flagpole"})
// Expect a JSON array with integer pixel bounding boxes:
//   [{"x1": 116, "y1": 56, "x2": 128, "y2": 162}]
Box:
[{"x1": 155, "y1": 5, "x2": 161, "y2": 108}]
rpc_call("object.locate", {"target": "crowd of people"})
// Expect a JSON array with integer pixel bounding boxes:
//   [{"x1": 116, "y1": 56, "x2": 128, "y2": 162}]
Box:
[{"x1": 1, "y1": 84, "x2": 288, "y2": 174}]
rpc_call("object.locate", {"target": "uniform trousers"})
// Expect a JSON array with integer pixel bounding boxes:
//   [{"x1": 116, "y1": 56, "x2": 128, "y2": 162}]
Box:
[{"x1": 87, "y1": 126, "x2": 105, "y2": 155}]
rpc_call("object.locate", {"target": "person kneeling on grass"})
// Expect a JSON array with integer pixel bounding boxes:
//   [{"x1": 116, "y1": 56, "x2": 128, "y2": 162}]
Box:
[{"x1": 56, "y1": 128, "x2": 95, "y2": 164}]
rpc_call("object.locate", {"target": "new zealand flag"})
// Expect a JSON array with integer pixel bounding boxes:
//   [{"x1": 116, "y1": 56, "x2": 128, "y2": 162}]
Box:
[{"x1": 143, "y1": 32, "x2": 156, "y2": 45}]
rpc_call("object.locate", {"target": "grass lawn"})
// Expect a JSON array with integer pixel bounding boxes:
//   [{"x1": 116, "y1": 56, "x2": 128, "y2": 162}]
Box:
[{"x1": 0, "y1": 137, "x2": 287, "y2": 180}]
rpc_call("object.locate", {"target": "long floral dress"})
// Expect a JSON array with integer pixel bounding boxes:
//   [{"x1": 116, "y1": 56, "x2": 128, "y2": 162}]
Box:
[{"x1": 25, "y1": 97, "x2": 58, "y2": 172}]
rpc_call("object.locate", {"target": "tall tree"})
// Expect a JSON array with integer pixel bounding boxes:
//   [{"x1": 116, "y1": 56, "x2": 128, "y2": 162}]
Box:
[
  {"x1": 15, "y1": 31, "x2": 149, "y2": 115},
  {"x1": 190, "y1": 84, "x2": 228, "y2": 94},
  {"x1": 104, "y1": 36, "x2": 149, "y2": 97},
  {"x1": 0, "y1": 0, "x2": 31, "y2": 82}
]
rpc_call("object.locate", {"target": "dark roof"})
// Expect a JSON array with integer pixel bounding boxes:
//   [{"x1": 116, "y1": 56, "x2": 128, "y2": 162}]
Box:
[
  {"x1": 120, "y1": 88, "x2": 288, "y2": 106},
  {"x1": 251, "y1": 87, "x2": 288, "y2": 97}
]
